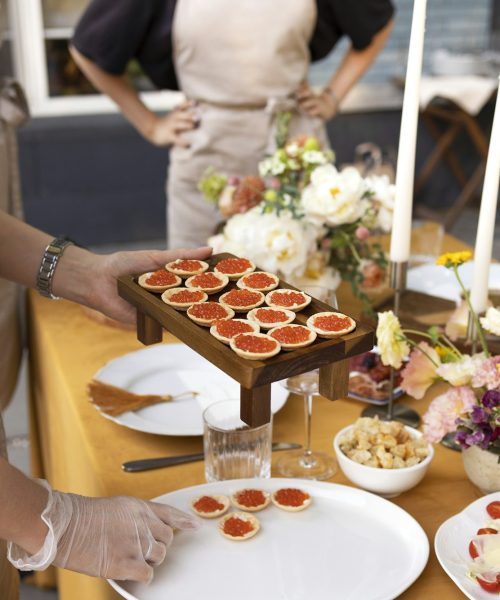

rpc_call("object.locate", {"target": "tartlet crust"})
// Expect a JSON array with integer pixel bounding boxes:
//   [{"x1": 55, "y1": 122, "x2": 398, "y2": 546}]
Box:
[
  {"x1": 218, "y1": 512, "x2": 260, "y2": 541},
  {"x1": 209, "y1": 319, "x2": 260, "y2": 344},
  {"x1": 137, "y1": 271, "x2": 181, "y2": 292},
  {"x1": 236, "y1": 271, "x2": 279, "y2": 292},
  {"x1": 268, "y1": 324, "x2": 317, "y2": 350},
  {"x1": 229, "y1": 332, "x2": 281, "y2": 360},
  {"x1": 214, "y1": 258, "x2": 256, "y2": 280},
  {"x1": 306, "y1": 311, "x2": 356, "y2": 338},
  {"x1": 185, "y1": 272, "x2": 229, "y2": 294},
  {"x1": 271, "y1": 489, "x2": 312, "y2": 512},
  {"x1": 265, "y1": 289, "x2": 312, "y2": 312},
  {"x1": 165, "y1": 259, "x2": 209, "y2": 278},
  {"x1": 247, "y1": 307, "x2": 295, "y2": 330},
  {"x1": 187, "y1": 302, "x2": 235, "y2": 327},
  {"x1": 191, "y1": 495, "x2": 230, "y2": 519},
  {"x1": 219, "y1": 289, "x2": 265, "y2": 313},
  {"x1": 230, "y1": 489, "x2": 271, "y2": 512},
  {"x1": 161, "y1": 287, "x2": 208, "y2": 310}
]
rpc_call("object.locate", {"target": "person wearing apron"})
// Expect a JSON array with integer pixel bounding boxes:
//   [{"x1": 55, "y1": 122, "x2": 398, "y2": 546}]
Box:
[{"x1": 71, "y1": 0, "x2": 394, "y2": 248}]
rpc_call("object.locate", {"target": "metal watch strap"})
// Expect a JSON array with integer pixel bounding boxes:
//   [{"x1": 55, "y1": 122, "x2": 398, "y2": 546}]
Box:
[{"x1": 37, "y1": 236, "x2": 74, "y2": 299}]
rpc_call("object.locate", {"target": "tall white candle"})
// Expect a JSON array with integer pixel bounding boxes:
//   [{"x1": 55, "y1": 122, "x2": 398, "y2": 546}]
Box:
[
  {"x1": 390, "y1": 0, "x2": 427, "y2": 263},
  {"x1": 470, "y1": 78, "x2": 500, "y2": 314}
]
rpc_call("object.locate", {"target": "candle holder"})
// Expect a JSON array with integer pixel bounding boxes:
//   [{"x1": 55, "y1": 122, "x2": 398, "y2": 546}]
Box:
[{"x1": 362, "y1": 261, "x2": 421, "y2": 428}]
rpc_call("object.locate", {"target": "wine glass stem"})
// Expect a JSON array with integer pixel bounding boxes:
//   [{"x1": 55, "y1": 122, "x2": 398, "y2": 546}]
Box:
[{"x1": 303, "y1": 393, "x2": 313, "y2": 458}]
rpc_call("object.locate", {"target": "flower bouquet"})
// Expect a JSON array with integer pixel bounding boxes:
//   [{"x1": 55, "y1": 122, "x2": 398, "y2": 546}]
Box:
[
  {"x1": 198, "y1": 125, "x2": 395, "y2": 312},
  {"x1": 376, "y1": 251, "x2": 500, "y2": 464}
]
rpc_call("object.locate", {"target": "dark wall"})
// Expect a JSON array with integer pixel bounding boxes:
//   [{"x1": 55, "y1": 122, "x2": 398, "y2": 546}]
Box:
[{"x1": 17, "y1": 101, "x2": 495, "y2": 246}]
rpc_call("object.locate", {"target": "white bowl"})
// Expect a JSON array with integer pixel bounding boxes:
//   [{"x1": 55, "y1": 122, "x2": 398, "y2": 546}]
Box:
[{"x1": 333, "y1": 424, "x2": 434, "y2": 498}]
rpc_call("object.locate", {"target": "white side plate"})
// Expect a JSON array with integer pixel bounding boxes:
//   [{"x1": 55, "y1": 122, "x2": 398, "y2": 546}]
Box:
[
  {"x1": 435, "y1": 491, "x2": 500, "y2": 600},
  {"x1": 93, "y1": 344, "x2": 288, "y2": 436},
  {"x1": 110, "y1": 478, "x2": 429, "y2": 600}
]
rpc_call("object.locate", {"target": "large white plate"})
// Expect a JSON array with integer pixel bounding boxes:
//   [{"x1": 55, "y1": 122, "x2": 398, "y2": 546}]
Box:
[
  {"x1": 435, "y1": 491, "x2": 500, "y2": 600},
  {"x1": 407, "y1": 262, "x2": 500, "y2": 302},
  {"x1": 109, "y1": 478, "x2": 429, "y2": 600},
  {"x1": 94, "y1": 344, "x2": 288, "y2": 436}
]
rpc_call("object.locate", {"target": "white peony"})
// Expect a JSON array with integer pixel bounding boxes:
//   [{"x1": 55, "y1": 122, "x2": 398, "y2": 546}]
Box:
[
  {"x1": 301, "y1": 164, "x2": 368, "y2": 227},
  {"x1": 480, "y1": 306, "x2": 500, "y2": 336},
  {"x1": 436, "y1": 353, "x2": 485, "y2": 386},
  {"x1": 364, "y1": 174, "x2": 395, "y2": 232},
  {"x1": 214, "y1": 208, "x2": 318, "y2": 278}
]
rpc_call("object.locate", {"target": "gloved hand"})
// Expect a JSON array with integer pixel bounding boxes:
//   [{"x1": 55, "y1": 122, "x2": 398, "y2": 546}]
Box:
[{"x1": 8, "y1": 480, "x2": 200, "y2": 583}]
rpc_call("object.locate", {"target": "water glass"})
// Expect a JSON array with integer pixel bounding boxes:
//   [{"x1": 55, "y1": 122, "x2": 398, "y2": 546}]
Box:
[{"x1": 203, "y1": 399, "x2": 272, "y2": 482}]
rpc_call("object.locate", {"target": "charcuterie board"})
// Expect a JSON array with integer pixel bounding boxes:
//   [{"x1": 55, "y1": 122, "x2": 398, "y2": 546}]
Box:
[{"x1": 118, "y1": 253, "x2": 374, "y2": 427}]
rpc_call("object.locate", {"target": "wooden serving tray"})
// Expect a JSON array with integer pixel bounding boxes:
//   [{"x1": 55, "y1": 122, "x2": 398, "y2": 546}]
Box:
[{"x1": 118, "y1": 253, "x2": 374, "y2": 427}]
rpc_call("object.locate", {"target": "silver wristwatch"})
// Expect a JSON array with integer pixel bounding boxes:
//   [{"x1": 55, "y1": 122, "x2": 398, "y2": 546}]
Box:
[{"x1": 36, "y1": 236, "x2": 74, "y2": 299}]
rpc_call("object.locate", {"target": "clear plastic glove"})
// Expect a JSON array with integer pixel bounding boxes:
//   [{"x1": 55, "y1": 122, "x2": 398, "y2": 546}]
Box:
[{"x1": 8, "y1": 481, "x2": 200, "y2": 583}]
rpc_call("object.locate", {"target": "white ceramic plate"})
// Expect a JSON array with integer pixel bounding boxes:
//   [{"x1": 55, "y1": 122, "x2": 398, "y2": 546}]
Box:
[
  {"x1": 109, "y1": 478, "x2": 429, "y2": 600},
  {"x1": 435, "y1": 491, "x2": 500, "y2": 600},
  {"x1": 407, "y1": 262, "x2": 500, "y2": 302},
  {"x1": 94, "y1": 344, "x2": 288, "y2": 436}
]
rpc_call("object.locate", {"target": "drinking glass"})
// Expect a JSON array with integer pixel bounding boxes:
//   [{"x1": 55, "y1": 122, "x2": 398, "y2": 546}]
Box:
[
  {"x1": 409, "y1": 219, "x2": 444, "y2": 268},
  {"x1": 276, "y1": 286, "x2": 338, "y2": 480},
  {"x1": 203, "y1": 399, "x2": 272, "y2": 482}
]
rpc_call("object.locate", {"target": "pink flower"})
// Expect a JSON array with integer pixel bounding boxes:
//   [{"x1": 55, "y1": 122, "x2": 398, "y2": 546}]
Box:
[
  {"x1": 400, "y1": 342, "x2": 441, "y2": 399},
  {"x1": 355, "y1": 226, "x2": 370, "y2": 241},
  {"x1": 472, "y1": 355, "x2": 500, "y2": 390},
  {"x1": 423, "y1": 386, "x2": 477, "y2": 443}
]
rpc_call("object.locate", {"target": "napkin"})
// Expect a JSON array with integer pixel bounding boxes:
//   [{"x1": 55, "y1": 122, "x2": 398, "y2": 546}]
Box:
[{"x1": 420, "y1": 76, "x2": 497, "y2": 116}]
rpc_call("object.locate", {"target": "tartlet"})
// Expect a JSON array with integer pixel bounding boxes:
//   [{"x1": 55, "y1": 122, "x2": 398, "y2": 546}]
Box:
[
  {"x1": 137, "y1": 269, "x2": 181, "y2": 292},
  {"x1": 247, "y1": 307, "x2": 295, "y2": 330},
  {"x1": 268, "y1": 324, "x2": 317, "y2": 350},
  {"x1": 229, "y1": 332, "x2": 281, "y2": 360},
  {"x1": 218, "y1": 512, "x2": 260, "y2": 541},
  {"x1": 185, "y1": 271, "x2": 228, "y2": 294},
  {"x1": 210, "y1": 318, "x2": 260, "y2": 344},
  {"x1": 214, "y1": 257, "x2": 255, "y2": 280},
  {"x1": 165, "y1": 259, "x2": 209, "y2": 277},
  {"x1": 187, "y1": 301, "x2": 234, "y2": 326},
  {"x1": 161, "y1": 287, "x2": 208, "y2": 310},
  {"x1": 306, "y1": 311, "x2": 356, "y2": 338},
  {"x1": 219, "y1": 288, "x2": 265, "y2": 312},
  {"x1": 236, "y1": 271, "x2": 279, "y2": 292},
  {"x1": 191, "y1": 494, "x2": 230, "y2": 518},
  {"x1": 271, "y1": 488, "x2": 312, "y2": 512},
  {"x1": 265, "y1": 289, "x2": 311, "y2": 312},
  {"x1": 231, "y1": 489, "x2": 270, "y2": 512}
]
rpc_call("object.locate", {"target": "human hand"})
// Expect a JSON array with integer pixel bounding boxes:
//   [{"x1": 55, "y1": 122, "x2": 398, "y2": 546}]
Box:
[
  {"x1": 9, "y1": 483, "x2": 200, "y2": 583},
  {"x1": 148, "y1": 100, "x2": 198, "y2": 147},
  {"x1": 54, "y1": 245, "x2": 213, "y2": 324},
  {"x1": 296, "y1": 82, "x2": 339, "y2": 121}
]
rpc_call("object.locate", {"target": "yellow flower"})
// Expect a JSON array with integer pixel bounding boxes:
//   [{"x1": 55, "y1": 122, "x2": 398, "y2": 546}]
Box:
[
  {"x1": 376, "y1": 311, "x2": 410, "y2": 369},
  {"x1": 436, "y1": 251, "x2": 472, "y2": 268}
]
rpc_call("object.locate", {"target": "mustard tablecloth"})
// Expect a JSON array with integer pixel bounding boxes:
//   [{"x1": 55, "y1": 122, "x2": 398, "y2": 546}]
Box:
[{"x1": 27, "y1": 234, "x2": 478, "y2": 600}]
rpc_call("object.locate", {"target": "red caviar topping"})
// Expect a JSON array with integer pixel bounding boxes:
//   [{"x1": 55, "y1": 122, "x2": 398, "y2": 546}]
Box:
[
  {"x1": 243, "y1": 273, "x2": 276, "y2": 289},
  {"x1": 235, "y1": 489, "x2": 266, "y2": 508},
  {"x1": 223, "y1": 289, "x2": 261, "y2": 307},
  {"x1": 269, "y1": 291, "x2": 307, "y2": 307},
  {"x1": 222, "y1": 516, "x2": 254, "y2": 537},
  {"x1": 270, "y1": 325, "x2": 311, "y2": 344},
  {"x1": 189, "y1": 302, "x2": 229, "y2": 320},
  {"x1": 234, "y1": 334, "x2": 277, "y2": 353},
  {"x1": 193, "y1": 496, "x2": 225, "y2": 513},
  {"x1": 145, "y1": 270, "x2": 178, "y2": 286},
  {"x1": 274, "y1": 488, "x2": 310, "y2": 507},
  {"x1": 170, "y1": 259, "x2": 203, "y2": 272},
  {"x1": 314, "y1": 314, "x2": 353, "y2": 332},
  {"x1": 216, "y1": 258, "x2": 253, "y2": 275},
  {"x1": 169, "y1": 289, "x2": 205, "y2": 303},
  {"x1": 215, "y1": 319, "x2": 255, "y2": 337},
  {"x1": 190, "y1": 272, "x2": 224, "y2": 288},
  {"x1": 255, "y1": 308, "x2": 288, "y2": 323}
]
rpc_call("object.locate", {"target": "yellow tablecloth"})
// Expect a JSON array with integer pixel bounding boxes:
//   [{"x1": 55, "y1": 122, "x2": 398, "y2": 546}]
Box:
[{"x1": 27, "y1": 234, "x2": 478, "y2": 600}]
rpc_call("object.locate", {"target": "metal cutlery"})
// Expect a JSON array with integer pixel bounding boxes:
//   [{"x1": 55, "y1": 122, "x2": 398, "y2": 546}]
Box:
[{"x1": 122, "y1": 442, "x2": 301, "y2": 472}]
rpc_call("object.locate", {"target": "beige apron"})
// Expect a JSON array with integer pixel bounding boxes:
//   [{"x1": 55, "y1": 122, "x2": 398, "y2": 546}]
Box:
[
  {"x1": 168, "y1": 0, "x2": 328, "y2": 248},
  {"x1": 0, "y1": 80, "x2": 29, "y2": 600}
]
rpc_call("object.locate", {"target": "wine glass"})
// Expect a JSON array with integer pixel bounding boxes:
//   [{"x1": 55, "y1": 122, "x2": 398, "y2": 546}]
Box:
[{"x1": 276, "y1": 286, "x2": 339, "y2": 480}]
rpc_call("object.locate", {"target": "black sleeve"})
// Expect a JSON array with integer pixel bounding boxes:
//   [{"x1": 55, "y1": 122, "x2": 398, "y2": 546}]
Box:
[
  {"x1": 71, "y1": 0, "x2": 178, "y2": 90},
  {"x1": 310, "y1": 0, "x2": 395, "y2": 62}
]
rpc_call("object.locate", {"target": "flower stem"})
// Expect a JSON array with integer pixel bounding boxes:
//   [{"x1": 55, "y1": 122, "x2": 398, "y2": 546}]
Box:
[
  {"x1": 453, "y1": 265, "x2": 490, "y2": 357},
  {"x1": 398, "y1": 335, "x2": 440, "y2": 367}
]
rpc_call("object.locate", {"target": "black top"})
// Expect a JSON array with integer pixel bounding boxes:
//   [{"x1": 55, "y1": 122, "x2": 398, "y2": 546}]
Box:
[{"x1": 72, "y1": 0, "x2": 394, "y2": 91}]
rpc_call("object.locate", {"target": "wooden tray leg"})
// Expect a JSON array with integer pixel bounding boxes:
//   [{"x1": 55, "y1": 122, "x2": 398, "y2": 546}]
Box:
[
  {"x1": 240, "y1": 384, "x2": 271, "y2": 427},
  {"x1": 137, "y1": 310, "x2": 163, "y2": 345},
  {"x1": 319, "y1": 360, "x2": 349, "y2": 400}
]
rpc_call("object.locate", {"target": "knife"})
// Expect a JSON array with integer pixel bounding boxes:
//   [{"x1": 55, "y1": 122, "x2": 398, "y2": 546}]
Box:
[{"x1": 122, "y1": 442, "x2": 301, "y2": 473}]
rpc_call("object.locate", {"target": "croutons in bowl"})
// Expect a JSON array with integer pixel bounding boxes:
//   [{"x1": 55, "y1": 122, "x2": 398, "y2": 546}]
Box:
[{"x1": 333, "y1": 417, "x2": 434, "y2": 498}]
